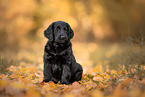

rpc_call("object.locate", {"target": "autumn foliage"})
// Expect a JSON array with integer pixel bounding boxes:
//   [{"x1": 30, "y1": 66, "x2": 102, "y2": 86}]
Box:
[{"x1": 0, "y1": 62, "x2": 145, "y2": 97}]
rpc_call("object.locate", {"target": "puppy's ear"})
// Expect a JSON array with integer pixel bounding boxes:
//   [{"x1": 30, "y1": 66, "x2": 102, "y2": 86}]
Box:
[
  {"x1": 44, "y1": 23, "x2": 54, "y2": 41},
  {"x1": 69, "y1": 27, "x2": 74, "y2": 39},
  {"x1": 66, "y1": 23, "x2": 74, "y2": 39}
]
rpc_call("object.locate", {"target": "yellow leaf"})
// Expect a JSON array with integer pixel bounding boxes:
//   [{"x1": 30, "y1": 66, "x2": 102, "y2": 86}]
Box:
[
  {"x1": 48, "y1": 81, "x2": 57, "y2": 89},
  {"x1": 64, "y1": 93, "x2": 75, "y2": 97},
  {"x1": 10, "y1": 74, "x2": 17, "y2": 79},
  {"x1": 13, "y1": 70, "x2": 21, "y2": 74},
  {"x1": 111, "y1": 70, "x2": 116, "y2": 74},
  {"x1": 28, "y1": 74, "x2": 36, "y2": 79},
  {"x1": 41, "y1": 81, "x2": 58, "y2": 94},
  {"x1": 0, "y1": 80, "x2": 7, "y2": 87},
  {"x1": 93, "y1": 65, "x2": 102, "y2": 73},
  {"x1": 104, "y1": 74, "x2": 110, "y2": 80},
  {"x1": 20, "y1": 67, "x2": 28, "y2": 74},
  {"x1": 45, "y1": 94, "x2": 59, "y2": 97},
  {"x1": 93, "y1": 75, "x2": 103, "y2": 81},
  {"x1": 10, "y1": 80, "x2": 25, "y2": 89},
  {"x1": 41, "y1": 84, "x2": 50, "y2": 95},
  {"x1": 22, "y1": 78, "x2": 30, "y2": 84},
  {"x1": 91, "y1": 90, "x2": 103, "y2": 97},
  {"x1": 25, "y1": 86, "x2": 40, "y2": 97},
  {"x1": 121, "y1": 77, "x2": 133, "y2": 85},
  {"x1": 63, "y1": 82, "x2": 82, "y2": 94},
  {"x1": 28, "y1": 66, "x2": 37, "y2": 74},
  {"x1": 98, "y1": 82, "x2": 107, "y2": 89}
]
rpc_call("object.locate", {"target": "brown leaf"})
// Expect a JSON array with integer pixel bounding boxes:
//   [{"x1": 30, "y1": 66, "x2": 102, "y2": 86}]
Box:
[
  {"x1": 40, "y1": 81, "x2": 45, "y2": 85},
  {"x1": 24, "y1": 86, "x2": 40, "y2": 97},
  {"x1": 64, "y1": 82, "x2": 82, "y2": 95},
  {"x1": 4, "y1": 85, "x2": 16, "y2": 95}
]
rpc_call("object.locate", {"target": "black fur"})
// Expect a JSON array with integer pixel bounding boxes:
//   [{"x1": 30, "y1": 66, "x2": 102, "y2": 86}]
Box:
[{"x1": 43, "y1": 21, "x2": 83, "y2": 84}]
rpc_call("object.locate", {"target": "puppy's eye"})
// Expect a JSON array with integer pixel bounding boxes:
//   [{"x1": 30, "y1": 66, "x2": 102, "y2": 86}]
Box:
[
  {"x1": 64, "y1": 27, "x2": 67, "y2": 31},
  {"x1": 57, "y1": 26, "x2": 61, "y2": 30}
]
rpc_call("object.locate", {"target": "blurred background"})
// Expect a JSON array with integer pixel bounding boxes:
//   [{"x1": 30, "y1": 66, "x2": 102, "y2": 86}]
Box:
[{"x1": 0, "y1": 0, "x2": 145, "y2": 73}]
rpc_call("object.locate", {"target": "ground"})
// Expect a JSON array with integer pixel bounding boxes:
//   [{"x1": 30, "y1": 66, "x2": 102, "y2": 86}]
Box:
[{"x1": 0, "y1": 42, "x2": 145, "y2": 97}]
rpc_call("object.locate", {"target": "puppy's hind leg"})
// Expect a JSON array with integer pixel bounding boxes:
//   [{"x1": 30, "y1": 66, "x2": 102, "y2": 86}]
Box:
[
  {"x1": 74, "y1": 70, "x2": 83, "y2": 81},
  {"x1": 71, "y1": 63, "x2": 83, "y2": 83}
]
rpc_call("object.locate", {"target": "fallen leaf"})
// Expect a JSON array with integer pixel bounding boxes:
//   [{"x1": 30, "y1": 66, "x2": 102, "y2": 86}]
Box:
[
  {"x1": 91, "y1": 89, "x2": 103, "y2": 97},
  {"x1": 0, "y1": 80, "x2": 7, "y2": 87},
  {"x1": 0, "y1": 74, "x2": 5, "y2": 78},
  {"x1": 93, "y1": 75, "x2": 103, "y2": 81},
  {"x1": 5, "y1": 85, "x2": 18, "y2": 95},
  {"x1": 24, "y1": 86, "x2": 40, "y2": 97},
  {"x1": 10, "y1": 80, "x2": 25, "y2": 89}
]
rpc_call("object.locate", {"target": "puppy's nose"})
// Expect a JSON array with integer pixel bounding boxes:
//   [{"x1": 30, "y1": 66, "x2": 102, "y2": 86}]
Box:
[{"x1": 59, "y1": 35, "x2": 66, "y2": 40}]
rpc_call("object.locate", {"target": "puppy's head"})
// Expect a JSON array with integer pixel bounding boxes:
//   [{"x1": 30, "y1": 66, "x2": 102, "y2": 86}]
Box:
[{"x1": 44, "y1": 21, "x2": 74, "y2": 43}]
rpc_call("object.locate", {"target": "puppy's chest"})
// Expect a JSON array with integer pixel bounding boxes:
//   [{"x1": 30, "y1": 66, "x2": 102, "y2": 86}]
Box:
[
  {"x1": 47, "y1": 47, "x2": 69, "y2": 59},
  {"x1": 49, "y1": 49, "x2": 70, "y2": 65},
  {"x1": 55, "y1": 48, "x2": 66, "y2": 55},
  {"x1": 53, "y1": 48, "x2": 68, "y2": 57}
]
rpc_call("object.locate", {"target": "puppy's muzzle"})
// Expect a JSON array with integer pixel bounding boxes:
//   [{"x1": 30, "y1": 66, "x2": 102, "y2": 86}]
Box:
[
  {"x1": 59, "y1": 35, "x2": 67, "y2": 40},
  {"x1": 60, "y1": 35, "x2": 66, "y2": 40}
]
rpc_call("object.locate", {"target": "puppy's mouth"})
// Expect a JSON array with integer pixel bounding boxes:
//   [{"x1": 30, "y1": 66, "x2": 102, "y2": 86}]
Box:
[
  {"x1": 56, "y1": 39, "x2": 67, "y2": 44},
  {"x1": 55, "y1": 36, "x2": 68, "y2": 43}
]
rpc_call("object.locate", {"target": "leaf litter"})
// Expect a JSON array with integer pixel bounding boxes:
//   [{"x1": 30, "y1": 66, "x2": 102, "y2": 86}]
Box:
[{"x1": 0, "y1": 63, "x2": 145, "y2": 97}]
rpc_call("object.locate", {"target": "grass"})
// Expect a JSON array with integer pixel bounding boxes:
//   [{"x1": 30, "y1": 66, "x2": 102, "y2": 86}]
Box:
[
  {"x1": 0, "y1": 56, "x2": 16, "y2": 74},
  {"x1": 0, "y1": 39, "x2": 145, "y2": 74},
  {"x1": 90, "y1": 42, "x2": 145, "y2": 69}
]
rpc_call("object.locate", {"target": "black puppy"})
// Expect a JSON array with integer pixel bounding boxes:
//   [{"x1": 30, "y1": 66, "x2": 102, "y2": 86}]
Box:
[{"x1": 43, "y1": 21, "x2": 83, "y2": 84}]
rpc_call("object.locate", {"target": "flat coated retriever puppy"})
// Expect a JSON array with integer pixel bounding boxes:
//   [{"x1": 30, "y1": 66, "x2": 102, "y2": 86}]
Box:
[{"x1": 43, "y1": 21, "x2": 83, "y2": 85}]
